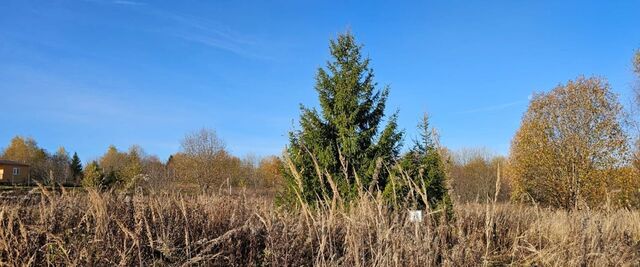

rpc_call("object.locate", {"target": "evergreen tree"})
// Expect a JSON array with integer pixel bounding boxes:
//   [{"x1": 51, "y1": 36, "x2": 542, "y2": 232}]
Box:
[
  {"x1": 281, "y1": 33, "x2": 403, "y2": 205},
  {"x1": 70, "y1": 152, "x2": 83, "y2": 183},
  {"x1": 384, "y1": 113, "x2": 452, "y2": 214},
  {"x1": 101, "y1": 171, "x2": 119, "y2": 189}
]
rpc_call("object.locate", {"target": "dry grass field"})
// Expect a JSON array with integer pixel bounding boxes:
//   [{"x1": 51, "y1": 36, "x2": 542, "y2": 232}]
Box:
[{"x1": 0, "y1": 187, "x2": 638, "y2": 266}]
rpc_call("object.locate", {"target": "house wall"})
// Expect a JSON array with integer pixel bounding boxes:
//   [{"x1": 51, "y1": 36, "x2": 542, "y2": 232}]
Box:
[{"x1": 0, "y1": 164, "x2": 31, "y2": 184}]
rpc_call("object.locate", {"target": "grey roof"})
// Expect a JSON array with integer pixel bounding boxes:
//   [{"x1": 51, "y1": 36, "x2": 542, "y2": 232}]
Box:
[{"x1": 0, "y1": 160, "x2": 30, "y2": 167}]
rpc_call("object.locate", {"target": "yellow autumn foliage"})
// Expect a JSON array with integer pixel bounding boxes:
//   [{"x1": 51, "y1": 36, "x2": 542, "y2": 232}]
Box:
[{"x1": 509, "y1": 76, "x2": 638, "y2": 209}]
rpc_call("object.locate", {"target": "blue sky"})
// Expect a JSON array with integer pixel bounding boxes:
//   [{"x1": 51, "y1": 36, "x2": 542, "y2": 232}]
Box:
[{"x1": 1, "y1": 1, "x2": 639, "y2": 162}]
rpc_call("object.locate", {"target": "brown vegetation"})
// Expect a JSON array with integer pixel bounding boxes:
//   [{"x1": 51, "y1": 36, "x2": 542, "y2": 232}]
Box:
[
  {"x1": 0, "y1": 187, "x2": 638, "y2": 266},
  {"x1": 634, "y1": 49, "x2": 640, "y2": 172},
  {"x1": 446, "y1": 148, "x2": 510, "y2": 203},
  {"x1": 168, "y1": 129, "x2": 282, "y2": 192}
]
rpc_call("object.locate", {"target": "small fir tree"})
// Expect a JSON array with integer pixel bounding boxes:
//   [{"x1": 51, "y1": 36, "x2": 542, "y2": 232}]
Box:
[
  {"x1": 70, "y1": 152, "x2": 83, "y2": 183},
  {"x1": 384, "y1": 113, "x2": 452, "y2": 216}
]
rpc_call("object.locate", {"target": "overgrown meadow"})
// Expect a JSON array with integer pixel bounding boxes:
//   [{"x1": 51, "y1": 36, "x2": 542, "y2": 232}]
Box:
[
  {"x1": 0, "y1": 185, "x2": 638, "y2": 266},
  {"x1": 1, "y1": 33, "x2": 640, "y2": 266}
]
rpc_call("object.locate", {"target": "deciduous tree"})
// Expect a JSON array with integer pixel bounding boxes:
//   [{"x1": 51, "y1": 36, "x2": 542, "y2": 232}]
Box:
[
  {"x1": 172, "y1": 128, "x2": 231, "y2": 190},
  {"x1": 257, "y1": 156, "x2": 283, "y2": 188},
  {"x1": 97, "y1": 145, "x2": 149, "y2": 189},
  {"x1": 448, "y1": 148, "x2": 509, "y2": 203},
  {"x1": 122, "y1": 145, "x2": 144, "y2": 190},
  {"x1": 51, "y1": 147, "x2": 71, "y2": 184},
  {"x1": 2, "y1": 136, "x2": 49, "y2": 182},
  {"x1": 82, "y1": 161, "x2": 103, "y2": 188},
  {"x1": 100, "y1": 145, "x2": 127, "y2": 178},
  {"x1": 509, "y1": 76, "x2": 634, "y2": 208}
]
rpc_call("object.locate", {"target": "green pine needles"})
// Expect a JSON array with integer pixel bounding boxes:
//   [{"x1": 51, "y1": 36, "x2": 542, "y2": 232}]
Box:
[
  {"x1": 280, "y1": 32, "x2": 451, "y2": 213},
  {"x1": 383, "y1": 114, "x2": 453, "y2": 218},
  {"x1": 70, "y1": 152, "x2": 83, "y2": 182},
  {"x1": 280, "y1": 33, "x2": 402, "y2": 206}
]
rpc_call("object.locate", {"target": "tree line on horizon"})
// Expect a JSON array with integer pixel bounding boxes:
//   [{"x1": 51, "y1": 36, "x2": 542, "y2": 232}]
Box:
[
  {"x1": 1, "y1": 33, "x2": 639, "y2": 210},
  {"x1": 0, "y1": 132, "x2": 283, "y2": 193},
  {"x1": 0, "y1": 132, "x2": 507, "y2": 202}
]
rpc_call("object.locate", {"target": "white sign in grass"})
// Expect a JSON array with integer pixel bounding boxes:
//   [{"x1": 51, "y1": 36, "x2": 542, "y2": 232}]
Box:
[{"x1": 408, "y1": 210, "x2": 423, "y2": 222}]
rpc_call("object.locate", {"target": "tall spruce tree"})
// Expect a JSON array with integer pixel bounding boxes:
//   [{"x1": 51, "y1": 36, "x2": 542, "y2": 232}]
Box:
[{"x1": 281, "y1": 33, "x2": 403, "y2": 205}]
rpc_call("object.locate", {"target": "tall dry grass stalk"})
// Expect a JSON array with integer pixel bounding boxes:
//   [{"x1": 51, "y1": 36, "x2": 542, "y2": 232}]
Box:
[{"x1": 0, "y1": 184, "x2": 638, "y2": 266}]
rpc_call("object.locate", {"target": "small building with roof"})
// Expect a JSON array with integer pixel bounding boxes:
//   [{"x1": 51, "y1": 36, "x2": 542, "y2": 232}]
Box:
[{"x1": 0, "y1": 160, "x2": 31, "y2": 184}]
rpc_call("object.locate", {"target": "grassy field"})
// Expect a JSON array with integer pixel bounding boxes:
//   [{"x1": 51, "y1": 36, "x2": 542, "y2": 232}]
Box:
[{"x1": 0, "y1": 188, "x2": 638, "y2": 266}]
